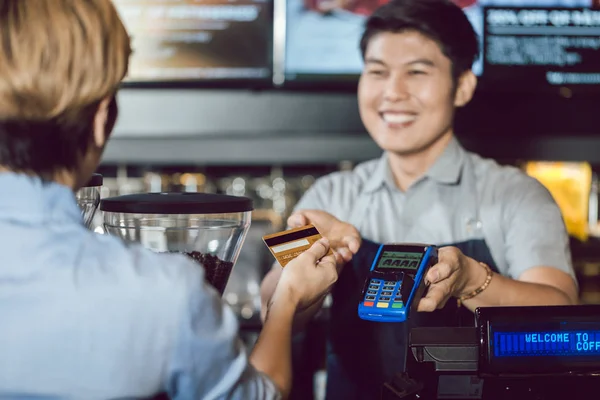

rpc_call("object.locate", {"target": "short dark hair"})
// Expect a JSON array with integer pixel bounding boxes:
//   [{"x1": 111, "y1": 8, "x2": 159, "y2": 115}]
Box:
[
  {"x1": 0, "y1": 98, "x2": 118, "y2": 181},
  {"x1": 360, "y1": 0, "x2": 479, "y2": 81}
]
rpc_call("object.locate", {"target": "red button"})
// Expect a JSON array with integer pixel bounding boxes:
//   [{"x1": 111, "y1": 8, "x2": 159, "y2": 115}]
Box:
[{"x1": 364, "y1": 301, "x2": 374, "y2": 307}]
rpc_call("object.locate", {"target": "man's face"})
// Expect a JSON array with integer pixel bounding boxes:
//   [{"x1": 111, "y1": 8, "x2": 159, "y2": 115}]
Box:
[{"x1": 358, "y1": 31, "x2": 467, "y2": 156}]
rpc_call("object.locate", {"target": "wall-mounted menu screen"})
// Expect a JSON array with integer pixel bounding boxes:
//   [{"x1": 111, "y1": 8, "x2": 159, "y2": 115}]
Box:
[
  {"x1": 283, "y1": 0, "x2": 599, "y2": 89},
  {"x1": 283, "y1": 0, "x2": 486, "y2": 83},
  {"x1": 464, "y1": 0, "x2": 597, "y2": 80},
  {"x1": 113, "y1": 0, "x2": 272, "y2": 84},
  {"x1": 283, "y1": 0, "x2": 379, "y2": 82},
  {"x1": 481, "y1": 1, "x2": 600, "y2": 91}
]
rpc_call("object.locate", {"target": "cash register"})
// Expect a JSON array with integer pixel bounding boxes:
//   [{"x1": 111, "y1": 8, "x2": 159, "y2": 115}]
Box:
[
  {"x1": 381, "y1": 304, "x2": 600, "y2": 400},
  {"x1": 354, "y1": 244, "x2": 600, "y2": 399}
]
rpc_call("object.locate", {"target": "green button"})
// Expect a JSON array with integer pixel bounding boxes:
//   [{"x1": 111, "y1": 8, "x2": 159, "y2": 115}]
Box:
[{"x1": 392, "y1": 302, "x2": 404, "y2": 309}]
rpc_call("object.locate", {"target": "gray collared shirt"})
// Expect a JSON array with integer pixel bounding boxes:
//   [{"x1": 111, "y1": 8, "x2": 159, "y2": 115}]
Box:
[
  {"x1": 294, "y1": 137, "x2": 575, "y2": 281},
  {"x1": 0, "y1": 173, "x2": 280, "y2": 400}
]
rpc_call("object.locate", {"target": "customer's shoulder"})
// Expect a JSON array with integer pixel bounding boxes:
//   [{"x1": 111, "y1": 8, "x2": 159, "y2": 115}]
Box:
[
  {"x1": 74, "y1": 234, "x2": 215, "y2": 348},
  {"x1": 81, "y1": 232, "x2": 204, "y2": 297}
]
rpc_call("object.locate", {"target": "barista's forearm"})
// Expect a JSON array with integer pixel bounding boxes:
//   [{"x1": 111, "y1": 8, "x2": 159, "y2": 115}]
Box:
[{"x1": 461, "y1": 272, "x2": 574, "y2": 312}]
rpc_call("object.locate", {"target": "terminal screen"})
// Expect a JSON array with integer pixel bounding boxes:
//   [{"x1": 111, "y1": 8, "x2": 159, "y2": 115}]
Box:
[{"x1": 376, "y1": 251, "x2": 422, "y2": 270}]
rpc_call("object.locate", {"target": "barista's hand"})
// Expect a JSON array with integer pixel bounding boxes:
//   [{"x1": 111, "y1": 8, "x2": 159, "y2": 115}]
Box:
[
  {"x1": 287, "y1": 209, "x2": 361, "y2": 266},
  {"x1": 417, "y1": 247, "x2": 486, "y2": 312},
  {"x1": 272, "y1": 238, "x2": 338, "y2": 312}
]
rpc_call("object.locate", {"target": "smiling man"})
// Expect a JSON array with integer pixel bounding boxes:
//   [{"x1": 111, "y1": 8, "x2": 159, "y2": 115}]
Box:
[{"x1": 260, "y1": 0, "x2": 578, "y2": 398}]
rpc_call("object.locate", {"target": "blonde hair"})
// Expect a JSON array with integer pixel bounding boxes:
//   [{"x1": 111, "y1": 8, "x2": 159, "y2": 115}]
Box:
[
  {"x1": 0, "y1": 0, "x2": 130, "y2": 119},
  {"x1": 0, "y1": 0, "x2": 131, "y2": 177}
]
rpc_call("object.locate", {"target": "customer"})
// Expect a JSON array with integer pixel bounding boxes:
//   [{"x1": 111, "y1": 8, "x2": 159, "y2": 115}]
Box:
[
  {"x1": 260, "y1": 0, "x2": 579, "y2": 398},
  {"x1": 0, "y1": 1, "x2": 357, "y2": 399}
]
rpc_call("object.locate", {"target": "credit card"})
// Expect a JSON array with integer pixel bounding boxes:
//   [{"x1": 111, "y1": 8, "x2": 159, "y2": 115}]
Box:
[{"x1": 263, "y1": 224, "x2": 334, "y2": 267}]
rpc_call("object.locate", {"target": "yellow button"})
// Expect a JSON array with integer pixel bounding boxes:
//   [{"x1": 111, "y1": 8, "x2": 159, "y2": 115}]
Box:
[{"x1": 376, "y1": 302, "x2": 389, "y2": 308}]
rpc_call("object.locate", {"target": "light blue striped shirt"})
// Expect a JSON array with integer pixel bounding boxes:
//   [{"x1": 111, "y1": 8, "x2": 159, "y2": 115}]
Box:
[{"x1": 0, "y1": 173, "x2": 279, "y2": 400}]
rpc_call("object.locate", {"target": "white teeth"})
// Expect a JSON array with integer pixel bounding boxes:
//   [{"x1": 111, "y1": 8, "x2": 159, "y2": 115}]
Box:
[{"x1": 382, "y1": 113, "x2": 416, "y2": 125}]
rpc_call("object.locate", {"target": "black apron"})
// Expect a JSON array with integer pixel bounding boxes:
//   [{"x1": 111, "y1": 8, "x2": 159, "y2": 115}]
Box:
[
  {"x1": 325, "y1": 158, "x2": 499, "y2": 400},
  {"x1": 324, "y1": 239, "x2": 499, "y2": 400}
]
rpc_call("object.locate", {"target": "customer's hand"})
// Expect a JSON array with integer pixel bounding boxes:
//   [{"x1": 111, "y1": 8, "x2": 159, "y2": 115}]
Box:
[
  {"x1": 417, "y1": 246, "x2": 486, "y2": 312},
  {"x1": 272, "y1": 238, "x2": 338, "y2": 313},
  {"x1": 287, "y1": 209, "x2": 361, "y2": 266}
]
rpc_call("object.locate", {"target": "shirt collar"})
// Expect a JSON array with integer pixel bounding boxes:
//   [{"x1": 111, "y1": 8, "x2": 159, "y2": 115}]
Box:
[
  {"x1": 0, "y1": 172, "x2": 83, "y2": 225},
  {"x1": 363, "y1": 136, "x2": 466, "y2": 193},
  {"x1": 363, "y1": 152, "x2": 392, "y2": 193},
  {"x1": 425, "y1": 136, "x2": 466, "y2": 184}
]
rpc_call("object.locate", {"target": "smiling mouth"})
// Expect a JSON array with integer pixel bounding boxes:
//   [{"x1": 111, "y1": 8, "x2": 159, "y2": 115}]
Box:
[{"x1": 380, "y1": 113, "x2": 417, "y2": 126}]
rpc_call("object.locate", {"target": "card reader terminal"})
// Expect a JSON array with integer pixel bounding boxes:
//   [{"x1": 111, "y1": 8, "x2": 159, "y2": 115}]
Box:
[{"x1": 358, "y1": 244, "x2": 437, "y2": 323}]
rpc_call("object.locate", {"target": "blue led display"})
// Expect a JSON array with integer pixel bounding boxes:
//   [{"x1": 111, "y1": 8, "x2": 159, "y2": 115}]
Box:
[{"x1": 494, "y1": 331, "x2": 600, "y2": 357}]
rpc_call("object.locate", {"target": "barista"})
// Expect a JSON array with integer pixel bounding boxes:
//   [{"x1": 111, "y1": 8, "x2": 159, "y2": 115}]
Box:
[
  {"x1": 260, "y1": 0, "x2": 579, "y2": 399},
  {"x1": 0, "y1": 2, "x2": 358, "y2": 399}
]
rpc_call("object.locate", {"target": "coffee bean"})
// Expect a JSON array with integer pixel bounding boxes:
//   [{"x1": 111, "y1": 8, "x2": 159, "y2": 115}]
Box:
[{"x1": 171, "y1": 251, "x2": 234, "y2": 296}]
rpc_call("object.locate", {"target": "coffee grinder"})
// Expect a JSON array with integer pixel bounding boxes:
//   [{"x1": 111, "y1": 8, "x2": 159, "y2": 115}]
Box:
[{"x1": 99, "y1": 192, "x2": 253, "y2": 295}]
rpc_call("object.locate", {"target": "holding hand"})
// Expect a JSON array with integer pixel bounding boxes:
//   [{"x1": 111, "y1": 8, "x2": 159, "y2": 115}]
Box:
[
  {"x1": 417, "y1": 246, "x2": 488, "y2": 312},
  {"x1": 287, "y1": 209, "x2": 362, "y2": 267},
  {"x1": 261, "y1": 209, "x2": 361, "y2": 326},
  {"x1": 271, "y1": 238, "x2": 338, "y2": 313}
]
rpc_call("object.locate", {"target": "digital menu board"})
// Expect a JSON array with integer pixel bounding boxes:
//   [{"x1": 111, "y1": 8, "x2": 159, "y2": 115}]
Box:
[
  {"x1": 284, "y1": 0, "x2": 379, "y2": 81},
  {"x1": 283, "y1": 0, "x2": 487, "y2": 82},
  {"x1": 481, "y1": 1, "x2": 600, "y2": 91},
  {"x1": 113, "y1": 0, "x2": 272, "y2": 84},
  {"x1": 469, "y1": 0, "x2": 596, "y2": 79},
  {"x1": 283, "y1": 0, "x2": 600, "y2": 89}
]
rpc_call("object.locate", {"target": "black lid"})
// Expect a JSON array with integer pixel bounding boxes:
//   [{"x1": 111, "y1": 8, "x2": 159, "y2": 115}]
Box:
[
  {"x1": 83, "y1": 173, "x2": 103, "y2": 187},
  {"x1": 99, "y1": 192, "x2": 254, "y2": 214}
]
